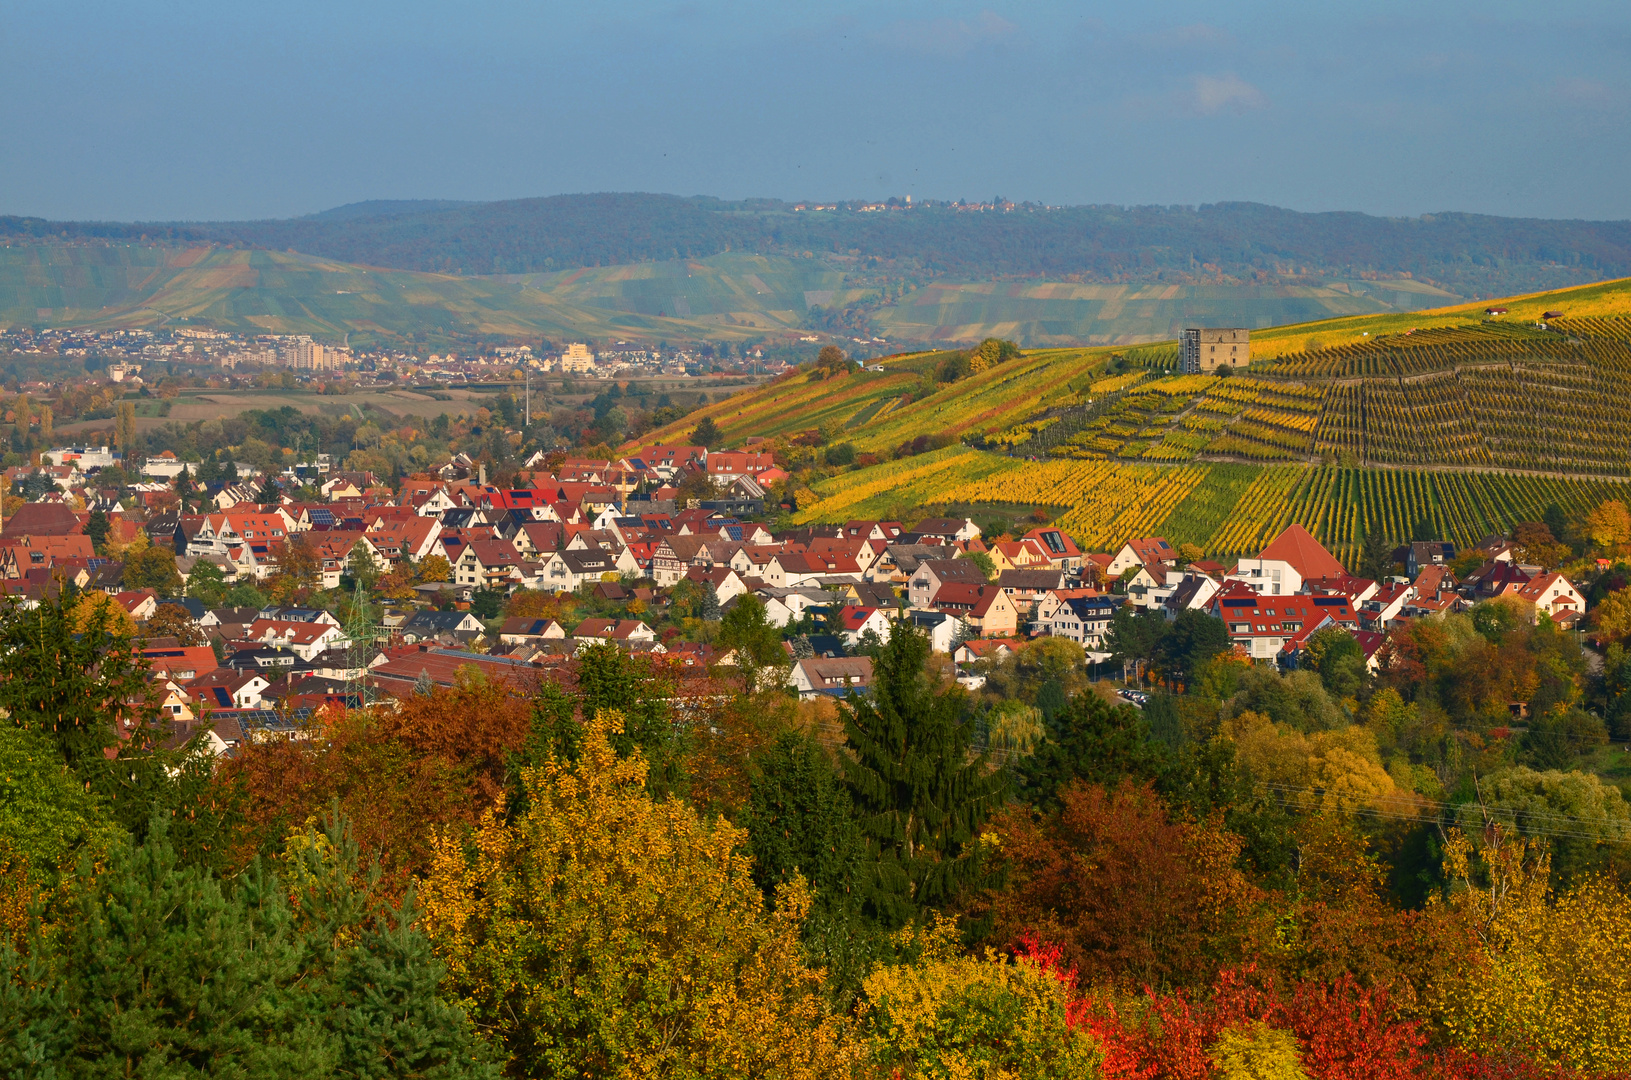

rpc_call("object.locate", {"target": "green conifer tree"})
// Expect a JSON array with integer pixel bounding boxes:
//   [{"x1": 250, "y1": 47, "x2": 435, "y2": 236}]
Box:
[{"x1": 839, "y1": 627, "x2": 1004, "y2": 925}]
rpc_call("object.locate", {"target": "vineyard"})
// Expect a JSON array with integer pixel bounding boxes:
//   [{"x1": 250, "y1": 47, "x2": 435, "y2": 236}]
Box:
[
  {"x1": 795, "y1": 451, "x2": 1631, "y2": 564},
  {"x1": 639, "y1": 280, "x2": 1631, "y2": 482}
]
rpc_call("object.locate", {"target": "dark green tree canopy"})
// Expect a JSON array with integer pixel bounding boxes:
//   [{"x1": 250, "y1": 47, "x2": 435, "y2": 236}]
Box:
[{"x1": 839, "y1": 627, "x2": 1005, "y2": 925}]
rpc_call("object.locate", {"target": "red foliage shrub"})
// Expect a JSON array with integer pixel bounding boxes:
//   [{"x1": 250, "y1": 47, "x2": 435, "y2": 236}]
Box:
[{"x1": 1015, "y1": 935, "x2": 1427, "y2": 1080}]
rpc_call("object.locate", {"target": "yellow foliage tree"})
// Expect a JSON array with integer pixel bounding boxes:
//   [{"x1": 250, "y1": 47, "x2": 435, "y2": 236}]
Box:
[
  {"x1": 67, "y1": 591, "x2": 137, "y2": 637},
  {"x1": 1209, "y1": 1022, "x2": 1309, "y2": 1080},
  {"x1": 1585, "y1": 499, "x2": 1631, "y2": 556},
  {"x1": 1593, "y1": 587, "x2": 1631, "y2": 643},
  {"x1": 420, "y1": 711, "x2": 860, "y2": 1080},
  {"x1": 415, "y1": 554, "x2": 453, "y2": 585},
  {"x1": 1223, "y1": 711, "x2": 1405, "y2": 815},
  {"x1": 1433, "y1": 826, "x2": 1631, "y2": 1073},
  {"x1": 859, "y1": 917, "x2": 1101, "y2": 1080}
]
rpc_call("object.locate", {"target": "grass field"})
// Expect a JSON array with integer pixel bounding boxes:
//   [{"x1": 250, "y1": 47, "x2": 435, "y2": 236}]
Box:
[{"x1": 53, "y1": 384, "x2": 527, "y2": 436}]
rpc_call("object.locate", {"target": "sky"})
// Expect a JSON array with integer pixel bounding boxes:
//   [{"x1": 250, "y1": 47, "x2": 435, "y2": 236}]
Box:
[{"x1": 3, "y1": 0, "x2": 1629, "y2": 222}]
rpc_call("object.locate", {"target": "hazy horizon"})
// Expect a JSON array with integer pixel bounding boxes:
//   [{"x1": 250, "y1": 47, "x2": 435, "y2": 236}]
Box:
[{"x1": 4, "y1": 1, "x2": 1628, "y2": 223}]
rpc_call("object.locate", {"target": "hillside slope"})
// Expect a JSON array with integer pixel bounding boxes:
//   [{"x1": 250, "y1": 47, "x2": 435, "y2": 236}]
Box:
[
  {"x1": 0, "y1": 242, "x2": 1464, "y2": 347},
  {"x1": 644, "y1": 278, "x2": 1631, "y2": 559},
  {"x1": 0, "y1": 243, "x2": 782, "y2": 346},
  {"x1": 789, "y1": 448, "x2": 1631, "y2": 565},
  {"x1": 9, "y1": 196, "x2": 1626, "y2": 300},
  {"x1": 643, "y1": 277, "x2": 1631, "y2": 468}
]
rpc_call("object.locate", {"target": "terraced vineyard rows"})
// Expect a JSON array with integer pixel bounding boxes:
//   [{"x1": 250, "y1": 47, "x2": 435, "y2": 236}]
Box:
[
  {"x1": 1549, "y1": 316, "x2": 1631, "y2": 341},
  {"x1": 797, "y1": 451, "x2": 1631, "y2": 565},
  {"x1": 1266, "y1": 325, "x2": 1576, "y2": 378},
  {"x1": 1051, "y1": 466, "x2": 1210, "y2": 549}
]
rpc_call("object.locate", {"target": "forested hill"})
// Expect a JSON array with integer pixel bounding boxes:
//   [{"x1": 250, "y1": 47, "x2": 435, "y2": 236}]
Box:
[{"x1": 5, "y1": 196, "x2": 1631, "y2": 300}]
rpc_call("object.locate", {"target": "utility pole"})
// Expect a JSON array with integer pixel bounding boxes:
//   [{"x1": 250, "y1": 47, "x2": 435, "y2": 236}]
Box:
[
  {"x1": 525, "y1": 369, "x2": 531, "y2": 427},
  {"x1": 344, "y1": 578, "x2": 376, "y2": 710}
]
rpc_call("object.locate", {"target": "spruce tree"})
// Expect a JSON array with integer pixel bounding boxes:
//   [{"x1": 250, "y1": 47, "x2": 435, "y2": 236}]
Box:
[
  {"x1": 741, "y1": 731, "x2": 867, "y2": 913},
  {"x1": 85, "y1": 508, "x2": 110, "y2": 554},
  {"x1": 1015, "y1": 690, "x2": 1162, "y2": 810},
  {"x1": 1358, "y1": 527, "x2": 1393, "y2": 581},
  {"x1": 839, "y1": 627, "x2": 1004, "y2": 925},
  {"x1": 0, "y1": 813, "x2": 496, "y2": 1078}
]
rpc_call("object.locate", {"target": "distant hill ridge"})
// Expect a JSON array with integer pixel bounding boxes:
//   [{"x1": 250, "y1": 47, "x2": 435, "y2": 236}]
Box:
[{"x1": 4, "y1": 194, "x2": 1630, "y2": 299}]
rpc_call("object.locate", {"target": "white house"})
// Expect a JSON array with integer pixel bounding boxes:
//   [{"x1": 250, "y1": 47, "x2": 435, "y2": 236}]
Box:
[
  {"x1": 837, "y1": 606, "x2": 893, "y2": 648},
  {"x1": 1226, "y1": 524, "x2": 1349, "y2": 598},
  {"x1": 1516, "y1": 573, "x2": 1585, "y2": 620},
  {"x1": 787, "y1": 656, "x2": 874, "y2": 700}
]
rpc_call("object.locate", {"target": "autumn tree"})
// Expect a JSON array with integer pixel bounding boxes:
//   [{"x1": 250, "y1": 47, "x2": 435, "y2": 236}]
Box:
[
  {"x1": 1584, "y1": 499, "x2": 1631, "y2": 556},
  {"x1": 504, "y1": 588, "x2": 566, "y2": 620},
  {"x1": 115, "y1": 400, "x2": 137, "y2": 452},
  {"x1": 1432, "y1": 826, "x2": 1631, "y2": 1073},
  {"x1": 840, "y1": 627, "x2": 1005, "y2": 925},
  {"x1": 142, "y1": 603, "x2": 203, "y2": 646},
  {"x1": 221, "y1": 674, "x2": 533, "y2": 886},
  {"x1": 817, "y1": 344, "x2": 848, "y2": 372},
  {"x1": 1513, "y1": 521, "x2": 1570, "y2": 569},
  {"x1": 123, "y1": 544, "x2": 184, "y2": 597},
  {"x1": 420, "y1": 712, "x2": 860, "y2": 1080},
  {"x1": 416, "y1": 553, "x2": 453, "y2": 585},
  {"x1": 978, "y1": 778, "x2": 1266, "y2": 989},
  {"x1": 275, "y1": 533, "x2": 321, "y2": 594},
  {"x1": 860, "y1": 919, "x2": 1098, "y2": 1080}
]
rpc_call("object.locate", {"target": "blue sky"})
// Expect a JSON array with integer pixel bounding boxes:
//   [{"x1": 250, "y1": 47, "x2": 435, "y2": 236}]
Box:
[{"x1": 3, "y1": 1, "x2": 1628, "y2": 221}]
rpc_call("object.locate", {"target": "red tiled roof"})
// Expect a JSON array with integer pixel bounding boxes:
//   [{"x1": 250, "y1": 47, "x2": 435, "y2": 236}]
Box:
[{"x1": 1258, "y1": 524, "x2": 1347, "y2": 580}]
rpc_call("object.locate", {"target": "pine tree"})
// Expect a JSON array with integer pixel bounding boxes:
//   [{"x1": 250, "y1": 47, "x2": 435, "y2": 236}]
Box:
[
  {"x1": 741, "y1": 732, "x2": 867, "y2": 913},
  {"x1": 173, "y1": 463, "x2": 195, "y2": 510},
  {"x1": 333, "y1": 895, "x2": 499, "y2": 1079},
  {"x1": 1016, "y1": 690, "x2": 1162, "y2": 810},
  {"x1": 0, "y1": 812, "x2": 496, "y2": 1078},
  {"x1": 699, "y1": 582, "x2": 722, "y2": 621},
  {"x1": 839, "y1": 627, "x2": 1005, "y2": 925},
  {"x1": 1358, "y1": 527, "x2": 1393, "y2": 581},
  {"x1": 85, "y1": 508, "x2": 110, "y2": 554}
]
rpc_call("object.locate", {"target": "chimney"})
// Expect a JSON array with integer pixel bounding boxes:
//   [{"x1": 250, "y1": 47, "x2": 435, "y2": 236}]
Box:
[{"x1": 479, "y1": 463, "x2": 487, "y2": 486}]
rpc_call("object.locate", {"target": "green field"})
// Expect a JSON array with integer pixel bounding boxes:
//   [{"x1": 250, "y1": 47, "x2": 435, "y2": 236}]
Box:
[{"x1": 0, "y1": 242, "x2": 1468, "y2": 348}]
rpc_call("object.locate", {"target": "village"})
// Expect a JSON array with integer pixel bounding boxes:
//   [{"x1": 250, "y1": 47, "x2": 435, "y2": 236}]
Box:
[{"x1": 0, "y1": 436, "x2": 1588, "y2": 759}]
